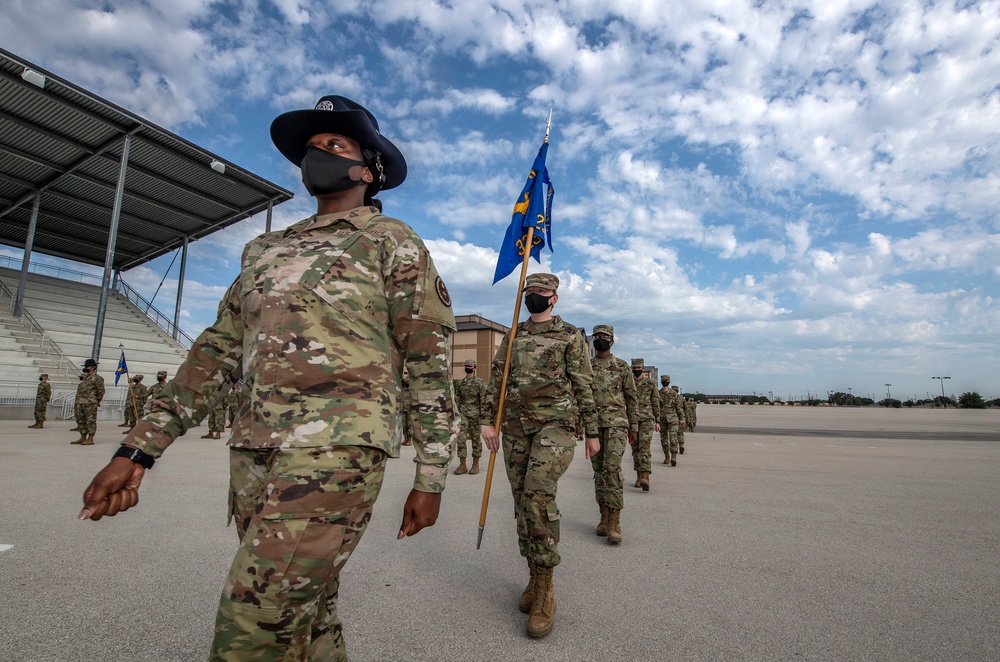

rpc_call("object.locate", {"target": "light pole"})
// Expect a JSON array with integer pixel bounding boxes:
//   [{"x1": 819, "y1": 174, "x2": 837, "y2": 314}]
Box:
[
  {"x1": 885, "y1": 383, "x2": 892, "y2": 400},
  {"x1": 932, "y1": 376, "x2": 950, "y2": 401}
]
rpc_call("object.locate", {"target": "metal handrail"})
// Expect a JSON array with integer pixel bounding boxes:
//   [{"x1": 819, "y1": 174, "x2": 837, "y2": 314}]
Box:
[
  {"x1": 0, "y1": 255, "x2": 102, "y2": 285},
  {"x1": 114, "y1": 276, "x2": 195, "y2": 348},
  {"x1": 0, "y1": 256, "x2": 194, "y2": 349},
  {"x1": 0, "y1": 279, "x2": 79, "y2": 373}
]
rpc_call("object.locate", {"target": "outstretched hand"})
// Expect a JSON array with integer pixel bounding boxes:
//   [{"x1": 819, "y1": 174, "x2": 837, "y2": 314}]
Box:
[
  {"x1": 78, "y1": 457, "x2": 145, "y2": 521},
  {"x1": 397, "y1": 489, "x2": 441, "y2": 539}
]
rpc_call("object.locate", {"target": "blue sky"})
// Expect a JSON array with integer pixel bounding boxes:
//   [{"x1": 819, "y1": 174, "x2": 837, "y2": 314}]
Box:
[{"x1": 2, "y1": 0, "x2": 998, "y2": 401}]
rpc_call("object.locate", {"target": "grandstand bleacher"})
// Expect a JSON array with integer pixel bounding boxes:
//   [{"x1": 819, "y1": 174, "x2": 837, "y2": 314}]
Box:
[{"x1": 0, "y1": 266, "x2": 191, "y2": 420}]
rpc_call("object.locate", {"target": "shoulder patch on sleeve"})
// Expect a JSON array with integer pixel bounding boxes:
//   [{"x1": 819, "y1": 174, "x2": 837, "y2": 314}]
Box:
[{"x1": 435, "y1": 276, "x2": 452, "y2": 307}]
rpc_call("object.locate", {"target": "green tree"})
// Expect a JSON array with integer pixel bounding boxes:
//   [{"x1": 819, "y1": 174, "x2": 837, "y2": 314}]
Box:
[{"x1": 958, "y1": 392, "x2": 986, "y2": 409}]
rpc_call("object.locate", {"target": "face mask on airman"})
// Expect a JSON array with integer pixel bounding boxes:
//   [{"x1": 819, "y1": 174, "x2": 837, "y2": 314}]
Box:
[
  {"x1": 524, "y1": 293, "x2": 553, "y2": 314},
  {"x1": 300, "y1": 147, "x2": 369, "y2": 197},
  {"x1": 465, "y1": 368, "x2": 475, "y2": 374},
  {"x1": 632, "y1": 370, "x2": 643, "y2": 379},
  {"x1": 593, "y1": 338, "x2": 612, "y2": 351}
]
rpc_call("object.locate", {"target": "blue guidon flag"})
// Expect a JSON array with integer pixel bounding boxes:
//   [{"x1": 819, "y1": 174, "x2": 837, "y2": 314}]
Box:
[
  {"x1": 114, "y1": 350, "x2": 128, "y2": 386},
  {"x1": 492, "y1": 141, "x2": 554, "y2": 284}
]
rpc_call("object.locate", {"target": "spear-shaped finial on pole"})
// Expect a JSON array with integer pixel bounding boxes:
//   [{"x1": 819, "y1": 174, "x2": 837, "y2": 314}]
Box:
[{"x1": 544, "y1": 107, "x2": 552, "y2": 143}]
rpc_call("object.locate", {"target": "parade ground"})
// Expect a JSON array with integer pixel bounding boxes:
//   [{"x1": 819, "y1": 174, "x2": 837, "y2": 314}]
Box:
[{"x1": 2, "y1": 405, "x2": 998, "y2": 661}]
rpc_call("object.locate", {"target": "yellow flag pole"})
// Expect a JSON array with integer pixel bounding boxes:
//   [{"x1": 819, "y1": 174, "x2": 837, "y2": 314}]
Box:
[
  {"x1": 476, "y1": 226, "x2": 535, "y2": 549},
  {"x1": 477, "y1": 108, "x2": 551, "y2": 550}
]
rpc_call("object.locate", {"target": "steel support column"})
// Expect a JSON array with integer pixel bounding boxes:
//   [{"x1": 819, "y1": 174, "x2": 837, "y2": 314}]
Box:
[
  {"x1": 91, "y1": 133, "x2": 131, "y2": 363},
  {"x1": 13, "y1": 191, "x2": 40, "y2": 317},
  {"x1": 173, "y1": 235, "x2": 188, "y2": 342}
]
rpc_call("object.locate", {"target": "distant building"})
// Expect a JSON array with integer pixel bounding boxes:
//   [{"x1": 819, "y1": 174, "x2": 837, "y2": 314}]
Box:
[{"x1": 452, "y1": 314, "x2": 509, "y2": 381}]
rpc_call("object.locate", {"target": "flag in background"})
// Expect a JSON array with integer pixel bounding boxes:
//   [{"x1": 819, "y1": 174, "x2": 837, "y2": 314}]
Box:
[
  {"x1": 114, "y1": 350, "x2": 128, "y2": 386},
  {"x1": 492, "y1": 141, "x2": 554, "y2": 284}
]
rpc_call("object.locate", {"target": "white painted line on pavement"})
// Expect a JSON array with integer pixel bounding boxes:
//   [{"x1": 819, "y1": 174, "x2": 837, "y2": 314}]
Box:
[{"x1": 0, "y1": 544, "x2": 12, "y2": 552}]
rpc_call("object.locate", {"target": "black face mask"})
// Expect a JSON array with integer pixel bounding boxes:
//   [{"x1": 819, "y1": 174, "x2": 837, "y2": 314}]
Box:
[
  {"x1": 661, "y1": 381, "x2": 669, "y2": 387},
  {"x1": 593, "y1": 338, "x2": 612, "y2": 351},
  {"x1": 300, "y1": 147, "x2": 368, "y2": 197},
  {"x1": 465, "y1": 368, "x2": 474, "y2": 374},
  {"x1": 632, "y1": 370, "x2": 643, "y2": 379},
  {"x1": 524, "y1": 293, "x2": 553, "y2": 314}
]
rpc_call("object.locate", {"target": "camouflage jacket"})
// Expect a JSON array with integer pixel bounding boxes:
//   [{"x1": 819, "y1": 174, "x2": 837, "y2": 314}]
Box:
[
  {"x1": 658, "y1": 386, "x2": 685, "y2": 425},
  {"x1": 76, "y1": 373, "x2": 105, "y2": 405},
  {"x1": 147, "y1": 382, "x2": 166, "y2": 401},
  {"x1": 455, "y1": 375, "x2": 486, "y2": 419},
  {"x1": 36, "y1": 381, "x2": 51, "y2": 403},
  {"x1": 484, "y1": 316, "x2": 598, "y2": 438},
  {"x1": 591, "y1": 354, "x2": 638, "y2": 431},
  {"x1": 129, "y1": 207, "x2": 458, "y2": 493},
  {"x1": 635, "y1": 374, "x2": 659, "y2": 423},
  {"x1": 128, "y1": 382, "x2": 149, "y2": 405},
  {"x1": 223, "y1": 391, "x2": 239, "y2": 408},
  {"x1": 686, "y1": 400, "x2": 697, "y2": 426}
]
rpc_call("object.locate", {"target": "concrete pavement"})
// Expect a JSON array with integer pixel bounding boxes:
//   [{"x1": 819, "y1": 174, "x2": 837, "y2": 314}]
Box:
[{"x1": 1, "y1": 405, "x2": 998, "y2": 661}]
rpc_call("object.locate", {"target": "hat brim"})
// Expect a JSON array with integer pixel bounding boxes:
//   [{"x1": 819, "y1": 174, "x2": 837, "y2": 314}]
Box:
[{"x1": 270, "y1": 109, "x2": 407, "y2": 190}]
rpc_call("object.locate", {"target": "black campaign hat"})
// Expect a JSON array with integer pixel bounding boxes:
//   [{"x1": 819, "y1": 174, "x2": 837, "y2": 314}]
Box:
[{"x1": 270, "y1": 95, "x2": 407, "y2": 190}]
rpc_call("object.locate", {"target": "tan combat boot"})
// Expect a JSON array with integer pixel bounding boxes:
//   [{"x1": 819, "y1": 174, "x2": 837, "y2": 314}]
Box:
[
  {"x1": 27, "y1": 422, "x2": 39, "y2": 429},
  {"x1": 117, "y1": 422, "x2": 130, "y2": 427},
  {"x1": 71, "y1": 434, "x2": 87, "y2": 444},
  {"x1": 214, "y1": 431, "x2": 222, "y2": 439},
  {"x1": 670, "y1": 454, "x2": 677, "y2": 466},
  {"x1": 639, "y1": 472, "x2": 650, "y2": 491},
  {"x1": 79, "y1": 435, "x2": 94, "y2": 446},
  {"x1": 69, "y1": 426, "x2": 80, "y2": 432},
  {"x1": 36, "y1": 421, "x2": 43, "y2": 429},
  {"x1": 595, "y1": 505, "x2": 609, "y2": 537},
  {"x1": 526, "y1": 566, "x2": 556, "y2": 638},
  {"x1": 469, "y1": 457, "x2": 480, "y2": 475},
  {"x1": 200, "y1": 431, "x2": 214, "y2": 439},
  {"x1": 607, "y1": 508, "x2": 622, "y2": 544},
  {"x1": 454, "y1": 458, "x2": 468, "y2": 475},
  {"x1": 518, "y1": 559, "x2": 537, "y2": 614},
  {"x1": 633, "y1": 475, "x2": 641, "y2": 488}
]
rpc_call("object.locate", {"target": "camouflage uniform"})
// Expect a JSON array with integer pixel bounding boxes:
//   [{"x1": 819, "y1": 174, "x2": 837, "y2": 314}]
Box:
[
  {"x1": 72, "y1": 374, "x2": 85, "y2": 431},
  {"x1": 484, "y1": 311, "x2": 597, "y2": 569},
  {"x1": 400, "y1": 379, "x2": 412, "y2": 445},
  {"x1": 124, "y1": 206, "x2": 457, "y2": 660},
  {"x1": 76, "y1": 369, "x2": 105, "y2": 437},
  {"x1": 674, "y1": 386, "x2": 687, "y2": 452},
  {"x1": 686, "y1": 398, "x2": 698, "y2": 431},
  {"x1": 589, "y1": 326, "x2": 637, "y2": 516},
  {"x1": 659, "y1": 377, "x2": 685, "y2": 464},
  {"x1": 209, "y1": 403, "x2": 227, "y2": 434},
  {"x1": 223, "y1": 388, "x2": 240, "y2": 427},
  {"x1": 124, "y1": 378, "x2": 148, "y2": 428},
  {"x1": 630, "y1": 359, "x2": 659, "y2": 483},
  {"x1": 145, "y1": 372, "x2": 168, "y2": 413},
  {"x1": 455, "y1": 359, "x2": 485, "y2": 463},
  {"x1": 32, "y1": 375, "x2": 51, "y2": 426}
]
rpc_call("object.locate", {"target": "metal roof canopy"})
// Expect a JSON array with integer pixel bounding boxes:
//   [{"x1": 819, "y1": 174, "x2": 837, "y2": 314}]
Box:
[{"x1": 0, "y1": 48, "x2": 293, "y2": 359}]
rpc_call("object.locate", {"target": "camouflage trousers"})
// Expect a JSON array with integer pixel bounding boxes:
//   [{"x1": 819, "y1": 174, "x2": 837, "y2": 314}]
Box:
[
  {"x1": 34, "y1": 400, "x2": 48, "y2": 424},
  {"x1": 501, "y1": 420, "x2": 575, "y2": 568},
  {"x1": 659, "y1": 420, "x2": 679, "y2": 456},
  {"x1": 74, "y1": 402, "x2": 85, "y2": 429},
  {"x1": 227, "y1": 405, "x2": 237, "y2": 426},
  {"x1": 209, "y1": 406, "x2": 227, "y2": 433},
  {"x1": 77, "y1": 402, "x2": 98, "y2": 435},
  {"x1": 677, "y1": 427, "x2": 686, "y2": 450},
  {"x1": 591, "y1": 427, "x2": 628, "y2": 510},
  {"x1": 631, "y1": 420, "x2": 654, "y2": 475},
  {"x1": 213, "y1": 445, "x2": 387, "y2": 662},
  {"x1": 124, "y1": 399, "x2": 143, "y2": 427},
  {"x1": 456, "y1": 413, "x2": 482, "y2": 458}
]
